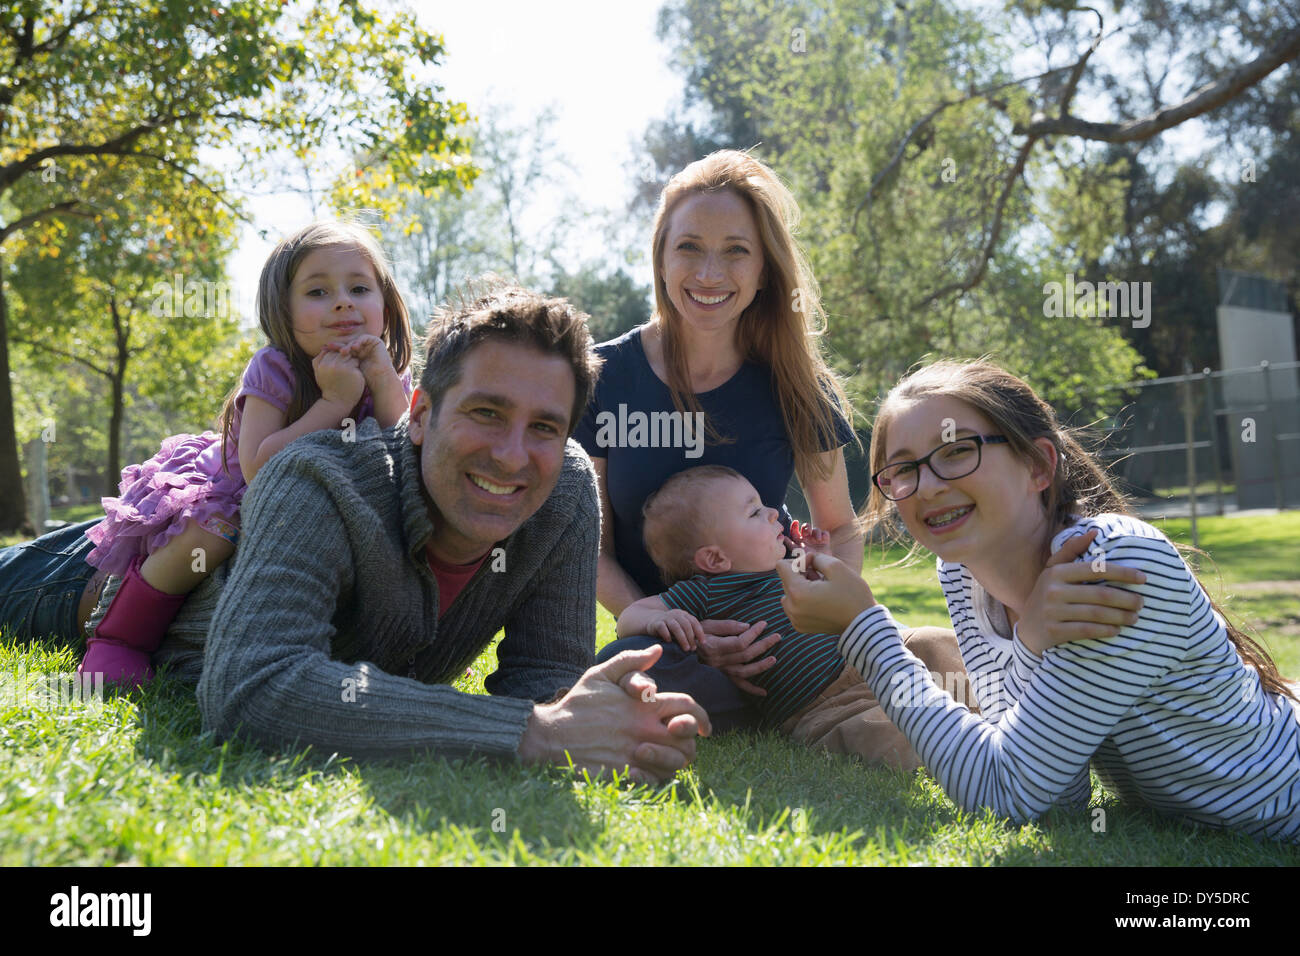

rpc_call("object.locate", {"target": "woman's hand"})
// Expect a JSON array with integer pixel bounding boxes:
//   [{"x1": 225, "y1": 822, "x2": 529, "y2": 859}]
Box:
[
  {"x1": 1015, "y1": 529, "x2": 1146, "y2": 656},
  {"x1": 696, "y1": 619, "x2": 781, "y2": 696},
  {"x1": 777, "y1": 552, "x2": 877, "y2": 635}
]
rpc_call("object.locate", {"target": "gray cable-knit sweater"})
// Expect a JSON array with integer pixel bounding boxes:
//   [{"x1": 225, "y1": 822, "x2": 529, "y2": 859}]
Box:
[{"x1": 151, "y1": 417, "x2": 599, "y2": 762}]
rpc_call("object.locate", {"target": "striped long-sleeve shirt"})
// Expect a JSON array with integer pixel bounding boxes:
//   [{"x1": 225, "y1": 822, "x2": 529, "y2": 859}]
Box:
[{"x1": 840, "y1": 513, "x2": 1300, "y2": 843}]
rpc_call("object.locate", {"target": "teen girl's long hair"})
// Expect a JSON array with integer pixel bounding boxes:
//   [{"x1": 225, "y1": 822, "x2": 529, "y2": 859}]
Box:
[{"x1": 862, "y1": 358, "x2": 1297, "y2": 703}]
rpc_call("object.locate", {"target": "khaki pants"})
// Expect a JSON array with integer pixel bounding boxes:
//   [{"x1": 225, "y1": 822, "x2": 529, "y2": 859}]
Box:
[{"x1": 779, "y1": 627, "x2": 973, "y2": 772}]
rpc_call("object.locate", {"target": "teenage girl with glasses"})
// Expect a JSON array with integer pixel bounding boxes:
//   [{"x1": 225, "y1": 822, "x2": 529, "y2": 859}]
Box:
[{"x1": 779, "y1": 359, "x2": 1300, "y2": 842}]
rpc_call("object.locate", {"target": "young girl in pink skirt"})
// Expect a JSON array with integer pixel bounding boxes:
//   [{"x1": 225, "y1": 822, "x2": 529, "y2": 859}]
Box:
[{"x1": 80, "y1": 221, "x2": 414, "y2": 686}]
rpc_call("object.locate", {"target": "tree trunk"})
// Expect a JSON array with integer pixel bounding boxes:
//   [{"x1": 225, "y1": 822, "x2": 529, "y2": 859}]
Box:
[
  {"x1": 23, "y1": 436, "x2": 48, "y2": 531},
  {"x1": 0, "y1": 251, "x2": 33, "y2": 534},
  {"x1": 106, "y1": 295, "x2": 128, "y2": 495},
  {"x1": 107, "y1": 373, "x2": 124, "y2": 496}
]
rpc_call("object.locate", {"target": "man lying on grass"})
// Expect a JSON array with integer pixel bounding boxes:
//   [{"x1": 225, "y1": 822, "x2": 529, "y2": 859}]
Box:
[{"x1": 0, "y1": 284, "x2": 709, "y2": 783}]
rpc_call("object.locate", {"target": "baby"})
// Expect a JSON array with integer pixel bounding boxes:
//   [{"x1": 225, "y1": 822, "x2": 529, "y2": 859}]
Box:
[{"x1": 618, "y1": 465, "x2": 971, "y2": 769}]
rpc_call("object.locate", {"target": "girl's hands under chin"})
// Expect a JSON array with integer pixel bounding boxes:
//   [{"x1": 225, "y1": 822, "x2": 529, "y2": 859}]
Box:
[
  {"x1": 312, "y1": 346, "x2": 366, "y2": 410},
  {"x1": 333, "y1": 334, "x2": 395, "y2": 386},
  {"x1": 776, "y1": 552, "x2": 877, "y2": 635}
]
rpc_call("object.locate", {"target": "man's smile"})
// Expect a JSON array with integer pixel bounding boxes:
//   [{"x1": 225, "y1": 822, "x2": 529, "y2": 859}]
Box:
[{"x1": 468, "y1": 473, "x2": 524, "y2": 497}]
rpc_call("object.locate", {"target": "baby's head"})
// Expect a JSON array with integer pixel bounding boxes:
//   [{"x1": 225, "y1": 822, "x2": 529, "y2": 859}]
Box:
[{"x1": 642, "y1": 466, "x2": 787, "y2": 585}]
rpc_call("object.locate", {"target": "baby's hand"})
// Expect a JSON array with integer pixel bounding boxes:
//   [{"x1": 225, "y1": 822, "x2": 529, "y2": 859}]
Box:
[
  {"x1": 650, "y1": 609, "x2": 705, "y2": 653},
  {"x1": 782, "y1": 520, "x2": 831, "y2": 579},
  {"x1": 312, "y1": 347, "x2": 365, "y2": 411},
  {"x1": 790, "y1": 520, "x2": 831, "y2": 555},
  {"x1": 333, "y1": 334, "x2": 395, "y2": 386}
]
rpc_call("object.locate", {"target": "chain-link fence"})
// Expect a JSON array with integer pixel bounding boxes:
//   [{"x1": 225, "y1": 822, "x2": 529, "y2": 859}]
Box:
[{"x1": 1081, "y1": 359, "x2": 1300, "y2": 542}]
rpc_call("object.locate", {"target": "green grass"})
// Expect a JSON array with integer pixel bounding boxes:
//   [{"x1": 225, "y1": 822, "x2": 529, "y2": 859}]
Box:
[
  {"x1": 1140, "y1": 481, "x2": 1236, "y2": 499},
  {"x1": 2, "y1": 512, "x2": 1299, "y2": 865},
  {"x1": 0, "y1": 502, "x2": 104, "y2": 549},
  {"x1": 49, "y1": 502, "x2": 105, "y2": 524}
]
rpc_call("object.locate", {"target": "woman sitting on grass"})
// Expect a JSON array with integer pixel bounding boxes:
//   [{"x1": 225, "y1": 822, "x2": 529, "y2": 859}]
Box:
[
  {"x1": 779, "y1": 358, "x2": 1300, "y2": 843},
  {"x1": 578, "y1": 149, "x2": 865, "y2": 731}
]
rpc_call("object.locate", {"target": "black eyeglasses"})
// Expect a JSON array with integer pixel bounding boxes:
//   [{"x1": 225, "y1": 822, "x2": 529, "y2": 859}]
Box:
[{"x1": 872, "y1": 435, "x2": 1009, "y2": 501}]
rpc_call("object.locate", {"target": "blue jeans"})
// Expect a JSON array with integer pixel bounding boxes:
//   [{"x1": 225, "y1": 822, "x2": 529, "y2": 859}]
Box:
[
  {"x1": 0, "y1": 519, "x2": 100, "y2": 645},
  {"x1": 596, "y1": 635, "x2": 760, "y2": 734}
]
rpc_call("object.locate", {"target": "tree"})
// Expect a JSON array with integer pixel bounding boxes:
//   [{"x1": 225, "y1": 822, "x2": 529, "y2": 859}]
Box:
[
  {"x1": 7, "y1": 158, "x2": 249, "y2": 496},
  {"x1": 1066, "y1": 15, "x2": 1300, "y2": 377},
  {"x1": 858, "y1": 0, "x2": 1300, "y2": 310},
  {"x1": 8, "y1": 331, "x2": 59, "y2": 528},
  {"x1": 370, "y1": 103, "x2": 641, "y2": 326},
  {"x1": 548, "y1": 264, "x2": 651, "y2": 343},
  {"x1": 642, "y1": 0, "x2": 1297, "y2": 402},
  {"x1": 0, "y1": 0, "x2": 475, "y2": 532},
  {"x1": 378, "y1": 179, "x2": 503, "y2": 322},
  {"x1": 473, "y1": 107, "x2": 565, "y2": 281}
]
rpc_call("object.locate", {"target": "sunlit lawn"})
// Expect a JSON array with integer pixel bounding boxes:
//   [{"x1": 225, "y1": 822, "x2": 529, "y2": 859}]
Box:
[{"x1": 1, "y1": 512, "x2": 1298, "y2": 865}]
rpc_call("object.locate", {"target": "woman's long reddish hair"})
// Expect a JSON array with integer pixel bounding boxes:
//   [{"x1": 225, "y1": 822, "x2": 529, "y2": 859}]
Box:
[{"x1": 650, "y1": 150, "x2": 858, "y2": 483}]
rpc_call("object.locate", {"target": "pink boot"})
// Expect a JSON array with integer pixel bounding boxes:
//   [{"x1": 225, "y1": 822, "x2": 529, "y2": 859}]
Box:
[{"x1": 78, "y1": 556, "x2": 187, "y2": 689}]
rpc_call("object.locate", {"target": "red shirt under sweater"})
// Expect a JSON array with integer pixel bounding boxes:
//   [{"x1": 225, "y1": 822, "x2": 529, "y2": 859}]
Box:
[{"x1": 425, "y1": 546, "x2": 488, "y2": 617}]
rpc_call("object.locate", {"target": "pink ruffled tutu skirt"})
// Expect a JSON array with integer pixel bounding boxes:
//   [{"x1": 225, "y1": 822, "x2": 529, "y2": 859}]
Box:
[{"x1": 85, "y1": 431, "x2": 247, "y2": 576}]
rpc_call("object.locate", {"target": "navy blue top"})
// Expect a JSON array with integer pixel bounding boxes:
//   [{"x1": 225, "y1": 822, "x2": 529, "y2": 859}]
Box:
[{"x1": 575, "y1": 326, "x2": 854, "y2": 596}]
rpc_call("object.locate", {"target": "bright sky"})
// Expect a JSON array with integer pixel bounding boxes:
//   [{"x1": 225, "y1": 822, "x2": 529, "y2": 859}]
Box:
[{"x1": 227, "y1": 0, "x2": 681, "y2": 318}]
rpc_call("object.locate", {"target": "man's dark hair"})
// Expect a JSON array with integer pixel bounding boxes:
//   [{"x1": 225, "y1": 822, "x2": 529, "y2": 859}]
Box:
[{"x1": 419, "y1": 278, "x2": 603, "y2": 434}]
